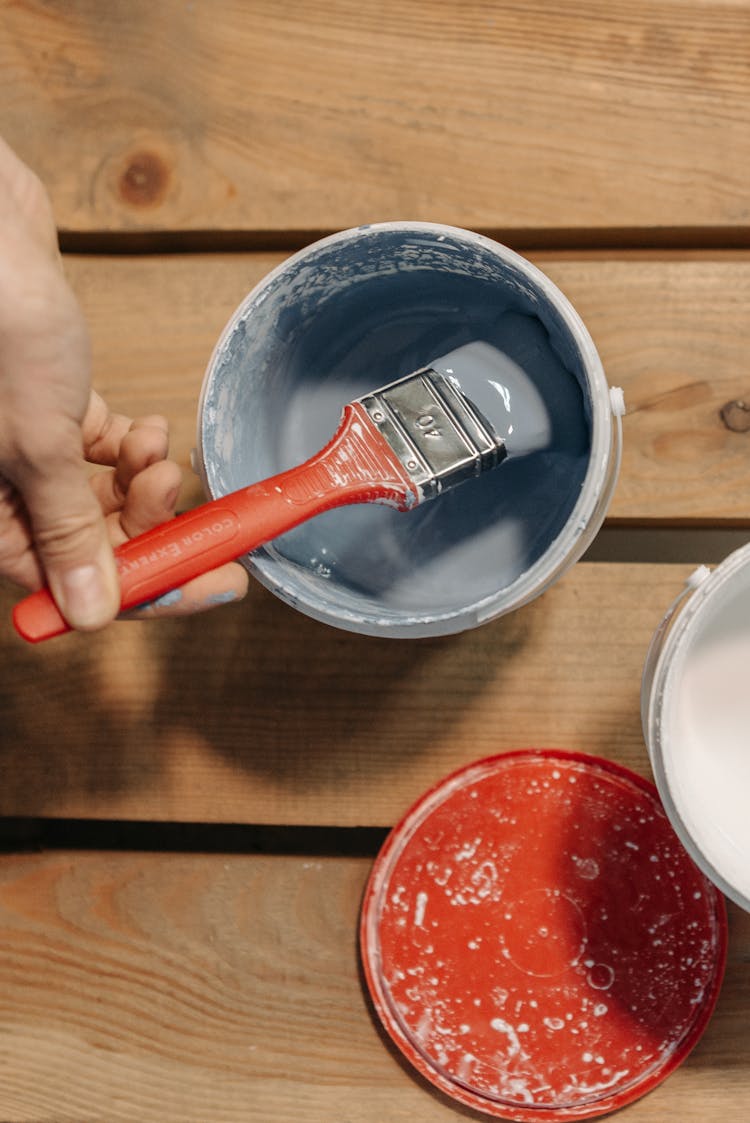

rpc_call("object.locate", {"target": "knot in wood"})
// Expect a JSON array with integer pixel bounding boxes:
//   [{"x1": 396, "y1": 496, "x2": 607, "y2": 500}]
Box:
[
  {"x1": 119, "y1": 150, "x2": 170, "y2": 207},
  {"x1": 720, "y1": 399, "x2": 750, "y2": 433}
]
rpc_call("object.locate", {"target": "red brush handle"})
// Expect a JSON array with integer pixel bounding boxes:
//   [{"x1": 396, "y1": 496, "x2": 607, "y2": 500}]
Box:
[{"x1": 13, "y1": 404, "x2": 415, "y2": 643}]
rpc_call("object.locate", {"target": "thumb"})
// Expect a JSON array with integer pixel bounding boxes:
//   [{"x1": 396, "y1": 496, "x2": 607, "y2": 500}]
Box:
[{"x1": 22, "y1": 450, "x2": 120, "y2": 630}]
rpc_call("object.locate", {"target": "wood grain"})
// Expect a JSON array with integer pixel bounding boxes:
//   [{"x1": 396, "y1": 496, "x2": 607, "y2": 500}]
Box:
[
  {"x1": 3, "y1": 251, "x2": 749, "y2": 823},
  {"x1": 1, "y1": 2, "x2": 748, "y2": 239},
  {"x1": 2, "y1": 6, "x2": 748, "y2": 1122},
  {"x1": 0, "y1": 561, "x2": 693, "y2": 827},
  {"x1": 0, "y1": 850, "x2": 746, "y2": 1122},
  {"x1": 61, "y1": 250, "x2": 750, "y2": 522}
]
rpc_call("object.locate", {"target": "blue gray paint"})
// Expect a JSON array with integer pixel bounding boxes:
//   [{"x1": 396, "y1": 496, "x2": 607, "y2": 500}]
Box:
[
  {"x1": 151, "y1": 588, "x2": 183, "y2": 608},
  {"x1": 205, "y1": 590, "x2": 239, "y2": 606},
  {"x1": 199, "y1": 225, "x2": 599, "y2": 636}
]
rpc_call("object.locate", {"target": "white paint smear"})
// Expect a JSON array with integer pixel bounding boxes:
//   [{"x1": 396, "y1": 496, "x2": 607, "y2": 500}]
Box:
[
  {"x1": 490, "y1": 1018, "x2": 522, "y2": 1059},
  {"x1": 665, "y1": 628, "x2": 750, "y2": 902}
]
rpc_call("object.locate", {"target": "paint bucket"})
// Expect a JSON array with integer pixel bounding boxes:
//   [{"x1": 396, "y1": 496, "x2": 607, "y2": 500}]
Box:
[
  {"x1": 642, "y1": 544, "x2": 750, "y2": 911},
  {"x1": 197, "y1": 222, "x2": 624, "y2": 637}
]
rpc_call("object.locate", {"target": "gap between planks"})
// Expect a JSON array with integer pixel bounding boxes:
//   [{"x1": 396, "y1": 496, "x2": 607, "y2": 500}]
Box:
[
  {"x1": 58, "y1": 227, "x2": 750, "y2": 257},
  {"x1": 0, "y1": 819, "x2": 389, "y2": 859}
]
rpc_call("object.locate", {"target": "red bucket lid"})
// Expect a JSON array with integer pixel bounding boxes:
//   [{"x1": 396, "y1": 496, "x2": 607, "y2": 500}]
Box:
[{"x1": 360, "y1": 750, "x2": 727, "y2": 1121}]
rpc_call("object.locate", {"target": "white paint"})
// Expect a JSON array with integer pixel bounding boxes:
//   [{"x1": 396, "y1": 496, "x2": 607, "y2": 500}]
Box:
[
  {"x1": 653, "y1": 550, "x2": 750, "y2": 908},
  {"x1": 414, "y1": 890, "x2": 429, "y2": 927},
  {"x1": 455, "y1": 838, "x2": 480, "y2": 861},
  {"x1": 490, "y1": 1018, "x2": 522, "y2": 1059},
  {"x1": 457, "y1": 1052, "x2": 477, "y2": 1080},
  {"x1": 670, "y1": 642, "x2": 750, "y2": 895},
  {"x1": 566, "y1": 1069, "x2": 630, "y2": 1095},
  {"x1": 586, "y1": 964, "x2": 615, "y2": 991},
  {"x1": 571, "y1": 854, "x2": 600, "y2": 880},
  {"x1": 415, "y1": 1010, "x2": 433, "y2": 1042}
]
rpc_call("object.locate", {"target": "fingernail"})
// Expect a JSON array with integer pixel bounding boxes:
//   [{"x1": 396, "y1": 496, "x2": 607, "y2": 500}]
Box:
[
  {"x1": 151, "y1": 588, "x2": 182, "y2": 608},
  {"x1": 54, "y1": 561, "x2": 118, "y2": 630},
  {"x1": 206, "y1": 590, "x2": 239, "y2": 606},
  {"x1": 164, "y1": 485, "x2": 180, "y2": 512}
]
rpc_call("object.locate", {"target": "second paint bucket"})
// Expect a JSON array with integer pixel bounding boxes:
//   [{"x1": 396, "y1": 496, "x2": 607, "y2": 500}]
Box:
[{"x1": 642, "y1": 543, "x2": 750, "y2": 911}]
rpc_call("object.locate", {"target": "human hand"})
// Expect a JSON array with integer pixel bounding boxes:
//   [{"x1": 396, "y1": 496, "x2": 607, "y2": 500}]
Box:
[
  {"x1": 0, "y1": 136, "x2": 247, "y2": 627},
  {"x1": 86, "y1": 398, "x2": 250, "y2": 620}
]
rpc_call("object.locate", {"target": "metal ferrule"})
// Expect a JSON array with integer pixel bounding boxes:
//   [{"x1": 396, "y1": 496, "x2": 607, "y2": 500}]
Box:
[{"x1": 358, "y1": 367, "x2": 507, "y2": 502}]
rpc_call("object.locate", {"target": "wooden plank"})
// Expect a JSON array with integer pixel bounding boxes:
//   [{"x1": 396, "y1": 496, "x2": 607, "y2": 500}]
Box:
[
  {"x1": 0, "y1": 849, "x2": 746, "y2": 1122},
  {"x1": 4, "y1": 250, "x2": 750, "y2": 827},
  {"x1": 0, "y1": 561, "x2": 694, "y2": 826},
  {"x1": 1, "y1": 2, "x2": 748, "y2": 239},
  {"x1": 542, "y1": 252, "x2": 750, "y2": 522},
  {"x1": 61, "y1": 250, "x2": 750, "y2": 522}
]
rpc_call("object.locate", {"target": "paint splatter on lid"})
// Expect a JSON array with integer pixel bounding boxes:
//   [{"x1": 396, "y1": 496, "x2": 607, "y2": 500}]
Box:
[{"x1": 360, "y1": 750, "x2": 727, "y2": 1121}]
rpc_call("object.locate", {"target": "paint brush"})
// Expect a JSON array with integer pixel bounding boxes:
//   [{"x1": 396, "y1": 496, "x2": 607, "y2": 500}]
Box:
[{"x1": 13, "y1": 342, "x2": 552, "y2": 642}]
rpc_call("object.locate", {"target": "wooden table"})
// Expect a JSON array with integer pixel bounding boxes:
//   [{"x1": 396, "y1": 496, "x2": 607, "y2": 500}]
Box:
[{"x1": 1, "y1": 3, "x2": 749, "y2": 1120}]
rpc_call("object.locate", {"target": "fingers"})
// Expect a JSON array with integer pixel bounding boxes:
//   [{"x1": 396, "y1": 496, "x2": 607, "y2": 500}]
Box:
[
  {"x1": 89, "y1": 414, "x2": 248, "y2": 619},
  {"x1": 106, "y1": 457, "x2": 182, "y2": 544},
  {"x1": 89, "y1": 413, "x2": 172, "y2": 518},
  {"x1": 15, "y1": 403, "x2": 172, "y2": 628},
  {"x1": 81, "y1": 391, "x2": 168, "y2": 469},
  {"x1": 114, "y1": 417, "x2": 170, "y2": 496},
  {"x1": 0, "y1": 177, "x2": 116, "y2": 629},
  {"x1": 126, "y1": 561, "x2": 249, "y2": 620},
  {"x1": 0, "y1": 476, "x2": 44, "y2": 591},
  {"x1": 104, "y1": 449, "x2": 248, "y2": 618},
  {"x1": 0, "y1": 141, "x2": 248, "y2": 631},
  {"x1": 18, "y1": 428, "x2": 121, "y2": 630}
]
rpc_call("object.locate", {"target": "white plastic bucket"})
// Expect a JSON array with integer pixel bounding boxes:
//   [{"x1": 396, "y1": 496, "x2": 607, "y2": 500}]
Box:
[
  {"x1": 197, "y1": 222, "x2": 624, "y2": 637},
  {"x1": 642, "y1": 544, "x2": 750, "y2": 911}
]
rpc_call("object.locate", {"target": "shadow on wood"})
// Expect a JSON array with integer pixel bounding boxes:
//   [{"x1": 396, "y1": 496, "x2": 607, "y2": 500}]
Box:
[{"x1": 0, "y1": 577, "x2": 535, "y2": 819}]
